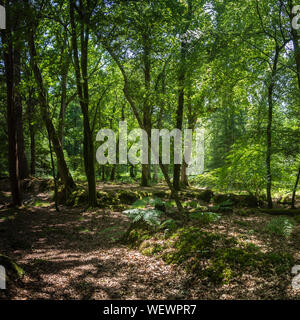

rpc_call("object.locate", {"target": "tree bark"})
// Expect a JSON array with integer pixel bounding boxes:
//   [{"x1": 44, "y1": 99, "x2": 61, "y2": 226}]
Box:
[
  {"x1": 291, "y1": 168, "x2": 300, "y2": 209},
  {"x1": 173, "y1": 42, "x2": 186, "y2": 191},
  {"x1": 1, "y1": 25, "x2": 22, "y2": 205},
  {"x1": 70, "y1": 0, "x2": 97, "y2": 207},
  {"x1": 27, "y1": 102, "x2": 36, "y2": 176},
  {"x1": 14, "y1": 49, "x2": 29, "y2": 179},
  {"x1": 28, "y1": 28, "x2": 76, "y2": 194},
  {"x1": 173, "y1": 1, "x2": 192, "y2": 191},
  {"x1": 141, "y1": 32, "x2": 151, "y2": 187},
  {"x1": 266, "y1": 46, "x2": 279, "y2": 209}
]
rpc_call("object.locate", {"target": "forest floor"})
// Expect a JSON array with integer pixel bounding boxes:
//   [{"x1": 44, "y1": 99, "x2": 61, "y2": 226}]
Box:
[{"x1": 0, "y1": 180, "x2": 300, "y2": 300}]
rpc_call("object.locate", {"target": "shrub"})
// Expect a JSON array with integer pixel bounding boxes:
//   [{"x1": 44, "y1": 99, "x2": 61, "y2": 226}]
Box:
[
  {"x1": 132, "y1": 197, "x2": 165, "y2": 209},
  {"x1": 265, "y1": 217, "x2": 294, "y2": 238},
  {"x1": 294, "y1": 215, "x2": 300, "y2": 224},
  {"x1": 190, "y1": 211, "x2": 221, "y2": 224},
  {"x1": 123, "y1": 208, "x2": 163, "y2": 227}
]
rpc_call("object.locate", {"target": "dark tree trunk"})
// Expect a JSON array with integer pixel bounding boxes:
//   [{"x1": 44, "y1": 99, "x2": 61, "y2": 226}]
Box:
[
  {"x1": 129, "y1": 164, "x2": 135, "y2": 179},
  {"x1": 173, "y1": 42, "x2": 185, "y2": 190},
  {"x1": 291, "y1": 168, "x2": 300, "y2": 209},
  {"x1": 58, "y1": 46, "x2": 71, "y2": 147},
  {"x1": 101, "y1": 165, "x2": 105, "y2": 181},
  {"x1": 28, "y1": 28, "x2": 76, "y2": 194},
  {"x1": 27, "y1": 91, "x2": 36, "y2": 176},
  {"x1": 14, "y1": 49, "x2": 29, "y2": 179},
  {"x1": 70, "y1": 0, "x2": 97, "y2": 207},
  {"x1": 29, "y1": 116, "x2": 35, "y2": 176},
  {"x1": 1, "y1": 27, "x2": 22, "y2": 206},
  {"x1": 266, "y1": 47, "x2": 279, "y2": 209},
  {"x1": 173, "y1": 1, "x2": 192, "y2": 191},
  {"x1": 141, "y1": 33, "x2": 151, "y2": 187}
]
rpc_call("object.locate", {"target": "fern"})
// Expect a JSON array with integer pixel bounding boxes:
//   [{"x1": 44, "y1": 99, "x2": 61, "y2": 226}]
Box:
[
  {"x1": 123, "y1": 208, "x2": 163, "y2": 227},
  {"x1": 132, "y1": 197, "x2": 165, "y2": 209},
  {"x1": 265, "y1": 217, "x2": 294, "y2": 238}
]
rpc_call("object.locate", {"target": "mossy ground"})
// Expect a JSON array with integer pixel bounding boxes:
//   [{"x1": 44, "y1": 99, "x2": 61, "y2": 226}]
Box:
[
  {"x1": 1, "y1": 180, "x2": 299, "y2": 299},
  {"x1": 123, "y1": 197, "x2": 300, "y2": 296}
]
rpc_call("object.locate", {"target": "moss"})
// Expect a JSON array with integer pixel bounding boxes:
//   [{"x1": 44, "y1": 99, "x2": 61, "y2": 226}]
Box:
[
  {"x1": 121, "y1": 220, "x2": 154, "y2": 247},
  {"x1": 160, "y1": 227, "x2": 293, "y2": 285},
  {"x1": 0, "y1": 254, "x2": 25, "y2": 279},
  {"x1": 66, "y1": 188, "x2": 89, "y2": 206},
  {"x1": 117, "y1": 190, "x2": 139, "y2": 204},
  {"x1": 197, "y1": 190, "x2": 214, "y2": 203},
  {"x1": 152, "y1": 190, "x2": 167, "y2": 198},
  {"x1": 213, "y1": 194, "x2": 259, "y2": 208},
  {"x1": 140, "y1": 243, "x2": 164, "y2": 256},
  {"x1": 294, "y1": 215, "x2": 300, "y2": 224}
]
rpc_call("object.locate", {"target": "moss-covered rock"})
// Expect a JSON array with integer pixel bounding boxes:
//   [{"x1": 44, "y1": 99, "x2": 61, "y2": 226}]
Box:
[
  {"x1": 0, "y1": 254, "x2": 25, "y2": 281},
  {"x1": 117, "y1": 190, "x2": 140, "y2": 204},
  {"x1": 121, "y1": 220, "x2": 155, "y2": 247},
  {"x1": 66, "y1": 189, "x2": 89, "y2": 206},
  {"x1": 22, "y1": 178, "x2": 53, "y2": 194},
  {"x1": 196, "y1": 190, "x2": 214, "y2": 202},
  {"x1": 213, "y1": 193, "x2": 259, "y2": 208},
  {"x1": 152, "y1": 190, "x2": 168, "y2": 198}
]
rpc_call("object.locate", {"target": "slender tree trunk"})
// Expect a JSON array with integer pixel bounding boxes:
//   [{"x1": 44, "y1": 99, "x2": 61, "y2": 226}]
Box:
[
  {"x1": 70, "y1": 0, "x2": 97, "y2": 207},
  {"x1": 28, "y1": 28, "x2": 76, "y2": 194},
  {"x1": 291, "y1": 168, "x2": 300, "y2": 209},
  {"x1": 141, "y1": 33, "x2": 151, "y2": 187},
  {"x1": 173, "y1": 42, "x2": 186, "y2": 191},
  {"x1": 173, "y1": 1, "x2": 192, "y2": 191},
  {"x1": 266, "y1": 47, "x2": 279, "y2": 209},
  {"x1": 27, "y1": 97, "x2": 36, "y2": 176},
  {"x1": 1, "y1": 26, "x2": 22, "y2": 206},
  {"x1": 58, "y1": 47, "x2": 71, "y2": 146},
  {"x1": 289, "y1": 2, "x2": 300, "y2": 209},
  {"x1": 101, "y1": 165, "x2": 105, "y2": 181},
  {"x1": 47, "y1": 130, "x2": 59, "y2": 212},
  {"x1": 14, "y1": 49, "x2": 29, "y2": 179}
]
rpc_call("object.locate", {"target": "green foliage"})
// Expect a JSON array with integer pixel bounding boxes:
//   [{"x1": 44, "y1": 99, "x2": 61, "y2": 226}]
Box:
[
  {"x1": 161, "y1": 227, "x2": 293, "y2": 285},
  {"x1": 190, "y1": 211, "x2": 221, "y2": 224},
  {"x1": 265, "y1": 217, "x2": 295, "y2": 238},
  {"x1": 211, "y1": 199, "x2": 233, "y2": 212},
  {"x1": 132, "y1": 197, "x2": 165, "y2": 209},
  {"x1": 294, "y1": 215, "x2": 300, "y2": 224},
  {"x1": 159, "y1": 219, "x2": 177, "y2": 231},
  {"x1": 219, "y1": 143, "x2": 267, "y2": 197},
  {"x1": 123, "y1": 208, "x2": 163, "y2": 227}
]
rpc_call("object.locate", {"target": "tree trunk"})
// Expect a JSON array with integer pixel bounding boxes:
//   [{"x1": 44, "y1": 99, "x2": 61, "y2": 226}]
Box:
[
  {"x1": 173, "y1": 1, "x2": 192, "y2": 191},
  {"x1": 28, "y1": 28, "x2": 76, "y2": 194},
  {"x1": 27, "y1": 91, "x2": 36, "y2": 176},
  {"x1": 70, "y1": 0, "x2": 97, "y2": 207},
  {"x1": 266, "y1": 46, "x2": 279, "y2": 209},
  {"x1": 173, "y1": 42, "x2": 186, "y2": 191},
  {"x1": 1, "y1": 26, "x2": 22, "y2": 206},
  {"x1": 14, "y1": 49, "x2": 29, "y2": 179},
  {"x1": 141, "y1": 33, "x2": 151, "y2": 187},
  {"x1": 291, "y1": 168, "x2": 300, "y2": 209},
  {"x1": 58, "y1": 45, "x2": 71, "y2": 146}
]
